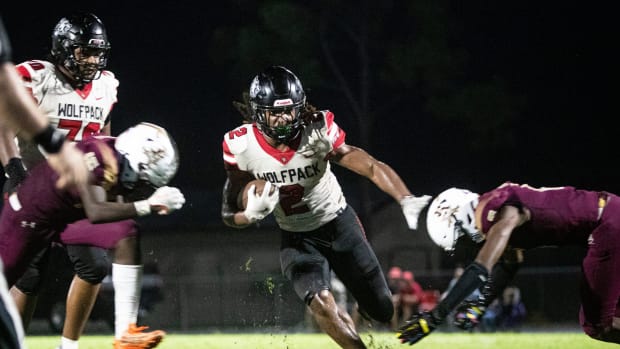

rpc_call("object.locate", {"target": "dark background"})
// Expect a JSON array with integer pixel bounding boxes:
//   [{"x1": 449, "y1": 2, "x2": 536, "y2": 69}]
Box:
[{"x1": 0, "y1": 0, "x2": 614, "y2": 331}]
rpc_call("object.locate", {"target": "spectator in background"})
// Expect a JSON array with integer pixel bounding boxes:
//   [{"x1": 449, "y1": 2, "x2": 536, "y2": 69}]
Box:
[
  {"x1": 400, "y1": 270, "x2": 424, "y2": 325},
  {"x1": 387, "y1": 266, "x2": 403, "y2": 330},
  {"x1": 497, "y1": 286, "x2": 526, "y2": 331}
]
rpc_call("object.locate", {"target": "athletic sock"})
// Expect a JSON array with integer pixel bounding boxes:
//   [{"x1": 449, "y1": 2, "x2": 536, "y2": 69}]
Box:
[
  {"x1": 60, "y1": 336, "x2": 78, "y2": 349},
  {"x1": 112, "y1": 263, "x2": 142, "y2": 339}
]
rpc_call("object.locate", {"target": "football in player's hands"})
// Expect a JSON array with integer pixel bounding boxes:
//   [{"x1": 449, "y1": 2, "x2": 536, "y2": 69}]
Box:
[{"x1": 237, "y1": 179, "x2": 276, "y2": 210}]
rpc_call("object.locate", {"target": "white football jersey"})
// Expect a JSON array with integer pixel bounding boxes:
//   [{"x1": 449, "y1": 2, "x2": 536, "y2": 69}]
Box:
[
  {"x1": 223, "y1": 111, "x2": 348, "y2": 232},
  {"x1": 15, "y1": 60, "x2": 118, "y2": 167}
]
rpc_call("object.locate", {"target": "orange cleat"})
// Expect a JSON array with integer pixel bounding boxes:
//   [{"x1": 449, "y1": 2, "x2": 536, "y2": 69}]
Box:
[{"x1": 113, "y1": 323, "x2": 166, "y2": 349}]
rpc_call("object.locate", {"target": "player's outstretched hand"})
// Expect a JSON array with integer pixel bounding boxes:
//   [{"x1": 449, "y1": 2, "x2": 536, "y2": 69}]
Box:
[
  {"x1": 244, "y1": 181, "x2": 279, "y2": 223},
  {"x1": 48, "y1": 142, "x2": 89, "y2": 190},
  {"x1": 397, "y1": 311, "x2": 440, "y2": 345},
  {"x1": 400, "y1": 195, "x2": 432, "y2": 230},
  {"x1": 147, "y1": 186, "x2": 186, "y2": 215},
  {"x1": 454, "y1": 301, "x2": 486, "y2": 330}
]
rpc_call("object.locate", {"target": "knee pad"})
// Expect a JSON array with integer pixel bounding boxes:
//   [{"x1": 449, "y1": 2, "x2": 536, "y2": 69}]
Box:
[
  {"x1": 360, "y1": 292, "x2": 394, "y2": 323},
  {"x1": 14, "y1": 248, "x2": 51, "y2": 295},
  {"x1": 287, "y1": 261, "x2": 330, "y2": 305},
  {"x1": 66, "y1": 245, "x2": 110, "y2": 284}
]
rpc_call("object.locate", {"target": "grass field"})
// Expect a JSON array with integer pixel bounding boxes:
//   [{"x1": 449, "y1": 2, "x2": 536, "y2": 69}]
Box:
[{"x1": 25, "y1": 332, "x2": 617, "y2": 349}]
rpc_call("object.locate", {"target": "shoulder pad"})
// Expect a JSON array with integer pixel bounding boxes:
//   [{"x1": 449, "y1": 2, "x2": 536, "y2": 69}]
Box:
[
  {"x1": 223, "y1": 124, "x2": 252, "y2": 155},
  {"x1": 16, "y1": 60, "x2": 54, "y2": 82}
]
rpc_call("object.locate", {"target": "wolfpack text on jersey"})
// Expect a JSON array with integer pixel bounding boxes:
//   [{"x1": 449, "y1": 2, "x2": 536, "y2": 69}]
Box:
[
  {"x1": 223, "y1": 111, "x2": 347, "y2": 232},
  {"x1": 15, "y1": 59, "x2": 118, "y2": 167}
]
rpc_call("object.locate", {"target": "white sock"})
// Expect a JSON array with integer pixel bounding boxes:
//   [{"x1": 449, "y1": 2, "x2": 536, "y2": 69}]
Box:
[
  {"x1": 112, "y1": 263, "x2": 142, "y2": 339},
  {"x1": 60, "y1": 336, "x2": 78, "y2": 349}
]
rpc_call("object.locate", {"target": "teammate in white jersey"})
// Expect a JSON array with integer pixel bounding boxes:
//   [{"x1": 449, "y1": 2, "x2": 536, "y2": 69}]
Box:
[
  {"x1": 0, "y1": 13, "x2": 164, "y2": 349},
  {"x1": 222, "y1": 65, "x2": 432, "y2": 349}
]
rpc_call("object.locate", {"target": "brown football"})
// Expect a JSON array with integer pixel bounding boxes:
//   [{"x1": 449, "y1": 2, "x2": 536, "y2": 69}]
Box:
[{"x1": 237, "y1": 179, "x2": 274, "y2": 209}]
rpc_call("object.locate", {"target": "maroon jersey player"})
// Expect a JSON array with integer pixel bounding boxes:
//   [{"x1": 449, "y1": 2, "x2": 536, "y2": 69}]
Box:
[
  {"x1": 0, "y1": 122, "x2": 185, "y2": 287},
  {"x1": 398, "y1": 182, "x2": 620, "y2": 345}
]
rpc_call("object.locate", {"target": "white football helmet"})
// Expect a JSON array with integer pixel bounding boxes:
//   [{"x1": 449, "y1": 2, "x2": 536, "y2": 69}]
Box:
[
  {"x1": 115, "y1": 122, "x2": 179, "y2": 188},
  {"x1": 426, "y1": 188, "x2": 483, "y2": 252}
]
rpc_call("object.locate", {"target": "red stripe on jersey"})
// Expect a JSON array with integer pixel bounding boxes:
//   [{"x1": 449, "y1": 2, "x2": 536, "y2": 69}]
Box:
[
  {"x1": 253, "y1": 124, "x2": 300, "y2": 165},
  {"x1": 15, "y1": 65, "x2": 31, "y2": 82},
  {"x1": 325, "y1": 111, "x2": 346, "y2": 149},
  {"x1": 222, "y1": 139, "x2": 235, "y2": 165}
]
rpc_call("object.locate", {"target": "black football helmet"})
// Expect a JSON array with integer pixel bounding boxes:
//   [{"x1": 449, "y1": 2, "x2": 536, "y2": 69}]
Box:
[
  {"x1": 249, "y1": 66, "x2": 306, "y2": 143},
  {"x1": 51, "y1": 13, "x2": 111, "y2": 86}
]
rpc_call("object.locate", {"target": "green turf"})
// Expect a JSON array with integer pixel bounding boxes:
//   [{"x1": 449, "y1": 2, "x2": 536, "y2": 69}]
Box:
[{"x1": 25, "y1": 332, "x2": 616, "y2": 349}]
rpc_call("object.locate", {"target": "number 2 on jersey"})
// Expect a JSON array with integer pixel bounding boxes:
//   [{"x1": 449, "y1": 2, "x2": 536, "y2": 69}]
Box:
[{"x1": 279, "y1": 184, "x2": 310, "y2": 216}]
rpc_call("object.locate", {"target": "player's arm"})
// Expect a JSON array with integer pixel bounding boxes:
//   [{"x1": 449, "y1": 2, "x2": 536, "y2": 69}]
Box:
[
  {"x1": 101, "y1": 121, "x2": 111, "y2": 136},
  {"x1": 330, "y1": 143, "x2": 411, "y2": 200},
  {"x1": 78, "y1": 182, "x2": 185, "y2": 223},
  {"x1": 221, "y1": 169, "x2": 257, "y2": 228},
  {"x1": 453, "y1": 248, "x2": 523, "y2": 330},
  {"x1": 398, "y1": 205, "x2": 526, "y2": 345},
  {"x1": 330, "y1": 143, "x2": 431, "y2": 229}
]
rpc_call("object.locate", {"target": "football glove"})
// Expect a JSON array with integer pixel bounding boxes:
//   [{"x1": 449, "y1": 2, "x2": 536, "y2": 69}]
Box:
[
  {"x1": 400, "y1": 195, "x2": 432, "y2": 230},
  {"x1": 243, "y1": 181, "x2": 279, "y2": 223},
  {"x1": 135, "y1": 186, "x2": 185, "y2": 216},
  {"x1": 397, "y1": 311, "x2": 441, "y2": 345},
  {"x1": 454, "y1": 301, "x2": 486, "y2": 330},
  {"x1": 3, "y1": 158, "x2": 27, "y2": 195}
]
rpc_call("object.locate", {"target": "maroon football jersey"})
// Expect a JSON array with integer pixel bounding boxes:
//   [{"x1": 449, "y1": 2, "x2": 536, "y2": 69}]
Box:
[
  {"x1": 9, "y1": 136, "x2": 120, "y2": 231},
  {"x1": 476, "y1": 182, "x2": 604, "y2": 248}
]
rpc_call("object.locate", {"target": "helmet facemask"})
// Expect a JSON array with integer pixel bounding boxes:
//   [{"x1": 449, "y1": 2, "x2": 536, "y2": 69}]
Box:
[
  {"x1": 249, "y1": 66, "x2": 306, "y2": 144},
  {"x1": 51, "y1": 14, "x2": 111, "y2": 87},
  {"x1": 253, "y1": 104, "x2": 305, "y2": 143}
]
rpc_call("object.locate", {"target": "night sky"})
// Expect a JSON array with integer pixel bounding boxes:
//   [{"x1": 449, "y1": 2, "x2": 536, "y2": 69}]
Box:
[{"x1": 1, "y1": 1, "x2": 612, "y2": 229}]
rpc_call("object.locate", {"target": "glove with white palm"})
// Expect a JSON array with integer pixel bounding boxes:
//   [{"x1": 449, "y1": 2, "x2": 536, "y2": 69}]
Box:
[
  {"x1": 400, "y1": 195, "x2": 432, "y2": 230},
  {"x1": 134, "y1": 186, "x2": 186, "y2": 216},
  {"x1": 243, "y1": 181, "x2": 279, "y2": 223}
]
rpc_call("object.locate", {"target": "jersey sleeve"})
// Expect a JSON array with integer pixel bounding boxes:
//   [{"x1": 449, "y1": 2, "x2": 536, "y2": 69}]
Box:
[
  {"x1": 101, "y1": 70, "x2": 119, "y2": 125},
  {"x1": 222, "y1": 124, "x2": 251, "y2": 170},
  {"x1": 324, "y1": 111, "x2": 346, "y2": 149},
  {"x1": 15, "y1": 60, "x2": 50, "y2": 103}
]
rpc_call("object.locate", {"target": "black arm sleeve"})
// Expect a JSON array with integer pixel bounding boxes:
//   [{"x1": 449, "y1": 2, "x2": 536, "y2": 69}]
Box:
[
  {"x1": 434, "y1": 262, "x2": 488, "y2": 320},
  {"x1": 0, "y1": 15, "x2": 12, "y2": 63},
  {"x1": 477, "y1": 255, "x2": 521, "y2": 307}
]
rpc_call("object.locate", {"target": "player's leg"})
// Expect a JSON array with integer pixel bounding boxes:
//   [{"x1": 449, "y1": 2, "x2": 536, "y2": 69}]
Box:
[
  {"x1": 59, "y1": 219, "x2": 164, "y2": 348},
  {"x1": 0, "y1": 258, "x2": 26, "y2": 349},
  {"x1": 59, "y1": 244, "x2": 109, "y2": 349},
  {"x1": 579, "y1": 199, "x2": 620, "y2": 343},
  {"x1": 10, "y1": 247, "x2": 51, "y2": 329},
  {"x1": 280, "y1": 228, "x2": 366, "y2": 349},
  {"x1": 328, "y1": 206, "x2": 393, "y2": 324}
]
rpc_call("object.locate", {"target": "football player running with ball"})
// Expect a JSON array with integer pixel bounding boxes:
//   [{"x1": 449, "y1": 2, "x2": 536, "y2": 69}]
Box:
[
  {"x1": 398, "y1": 183, "x2": 620, "y2": 345},
  {"x1": 221, "y1": 65, "x2": 431, "y2": 349}
]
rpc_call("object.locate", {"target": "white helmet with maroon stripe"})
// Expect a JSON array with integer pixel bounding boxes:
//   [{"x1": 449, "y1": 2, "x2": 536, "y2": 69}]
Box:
[
  {"x1": 426, "y1": 188, "x2": 483, "y2": 252},
  {"x1": 115, "y1": 122, "x2": 179, "y2": 189}
]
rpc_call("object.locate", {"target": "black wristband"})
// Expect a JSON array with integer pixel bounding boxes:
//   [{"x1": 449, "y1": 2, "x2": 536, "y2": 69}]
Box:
[
  {"x1": 4, "y1": 157, "x2": 26, "y2": 180},
  {"x1": 33, "y1": 125, "x2": 66, "y2": 154}
]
